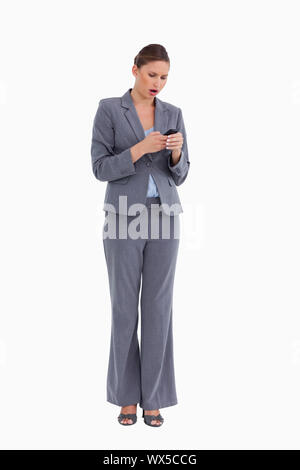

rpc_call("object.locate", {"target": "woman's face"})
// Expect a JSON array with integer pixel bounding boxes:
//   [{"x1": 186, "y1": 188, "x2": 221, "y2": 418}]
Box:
[{"x1": 132, "y1": 61, "x2": 169, "y2": 98}]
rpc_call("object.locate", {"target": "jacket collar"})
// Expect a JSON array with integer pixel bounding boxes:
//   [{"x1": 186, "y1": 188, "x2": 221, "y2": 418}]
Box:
[{"x1": 121, "y1": 87, "x2": 168, "y2": 143}]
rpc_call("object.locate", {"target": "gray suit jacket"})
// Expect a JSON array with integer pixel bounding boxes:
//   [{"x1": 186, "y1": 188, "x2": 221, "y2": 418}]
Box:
[{"x1": 91, "y1": 88, "x2": 190, "y2": 215}]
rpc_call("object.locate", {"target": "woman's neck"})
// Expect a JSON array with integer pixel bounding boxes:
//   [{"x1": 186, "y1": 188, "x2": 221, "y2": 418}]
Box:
[{"x1": 130, "y1": 88, "x2": 155, "y2": 108}]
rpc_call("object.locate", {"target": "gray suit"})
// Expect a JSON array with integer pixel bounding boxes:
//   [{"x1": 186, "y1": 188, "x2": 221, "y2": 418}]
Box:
[
  {"x1": 91, "y1": 88, "x2": 190, "y2": 411},
  {"x1": 91, "y1": 88, "x2": 190, "y2": 215}
]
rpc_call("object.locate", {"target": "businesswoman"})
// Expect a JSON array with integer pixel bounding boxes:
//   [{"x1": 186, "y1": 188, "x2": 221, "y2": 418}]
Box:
[{"x1": 91, "y1": 44, "x2": 190, "y2": 427}]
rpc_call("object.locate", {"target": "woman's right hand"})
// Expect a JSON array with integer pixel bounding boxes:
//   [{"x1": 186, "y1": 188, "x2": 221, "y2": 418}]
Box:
[{"x1": 142, "y1": 132, "x2": 168, "y2": 154}]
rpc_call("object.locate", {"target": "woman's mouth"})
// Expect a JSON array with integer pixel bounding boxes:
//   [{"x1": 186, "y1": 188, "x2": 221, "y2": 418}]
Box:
[{"x1": 149, "y1": 89, "x2": 158, "y2": 95}]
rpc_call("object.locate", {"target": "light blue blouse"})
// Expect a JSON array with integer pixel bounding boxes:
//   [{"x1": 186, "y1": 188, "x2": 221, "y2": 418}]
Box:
[{"x1": 144, "y1": 127, "x2": 160, "y2": 197}]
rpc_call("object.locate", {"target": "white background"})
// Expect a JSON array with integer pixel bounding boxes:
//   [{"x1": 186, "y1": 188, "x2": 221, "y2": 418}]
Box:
[{"x1": 0, "y1": 0, "x2": 300, "y2": 450}]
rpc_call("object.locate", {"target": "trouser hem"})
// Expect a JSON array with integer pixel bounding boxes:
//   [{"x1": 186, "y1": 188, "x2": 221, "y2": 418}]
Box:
[
  {"x1": 139, "y1": 400, "x2": 178, "y2": 410},
  {"x1": 106, "y1": 397, "x2": 140, "y2": 407},
  {"x1": 107, "y1": 397, "x2": 178, "y2": 410}
]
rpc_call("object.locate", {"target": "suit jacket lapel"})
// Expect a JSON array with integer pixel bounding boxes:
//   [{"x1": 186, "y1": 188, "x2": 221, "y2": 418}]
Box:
[{"x1": 121, "y1": 88, "x2": 167, "y2": 143}]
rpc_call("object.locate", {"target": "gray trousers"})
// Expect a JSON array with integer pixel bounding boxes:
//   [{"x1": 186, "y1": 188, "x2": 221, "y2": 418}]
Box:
[{"x1": 102, "y1": 197, "x2": 180, "y2": 410}]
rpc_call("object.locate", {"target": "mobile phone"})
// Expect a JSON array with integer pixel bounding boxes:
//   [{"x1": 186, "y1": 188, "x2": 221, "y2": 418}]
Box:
[{"x1": 163, "y1": 128, "x2": 178, "y2": 136}]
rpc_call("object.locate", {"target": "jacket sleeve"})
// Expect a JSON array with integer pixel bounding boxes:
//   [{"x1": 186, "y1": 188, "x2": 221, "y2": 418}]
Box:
[
  {"x1": 167, "y1": 107, "x2": 190, "y2": 186},
  {"x1": 91, "y1": 99, "x2": 137, "y2": 182}
]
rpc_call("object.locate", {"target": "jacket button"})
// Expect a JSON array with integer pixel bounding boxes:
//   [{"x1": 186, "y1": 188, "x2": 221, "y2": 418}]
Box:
[{"x1": 146, "y1": 162, "x2": 150, "y2": 167}]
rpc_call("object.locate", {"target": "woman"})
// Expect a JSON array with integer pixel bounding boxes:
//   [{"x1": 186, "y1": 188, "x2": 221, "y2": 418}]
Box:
[{"x1": 91, "y1": 44, "x2": 190, "y2": 427}]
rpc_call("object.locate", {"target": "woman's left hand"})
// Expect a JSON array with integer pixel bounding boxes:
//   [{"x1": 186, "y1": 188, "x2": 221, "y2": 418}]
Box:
[{"x1": 165, "y1": 132, "x2": 184, "y2": 165}]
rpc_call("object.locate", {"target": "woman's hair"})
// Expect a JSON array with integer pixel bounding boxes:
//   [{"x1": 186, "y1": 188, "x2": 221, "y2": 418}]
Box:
[{"x1": 134, "y1": 44, "x2": 170, "y2": 68}]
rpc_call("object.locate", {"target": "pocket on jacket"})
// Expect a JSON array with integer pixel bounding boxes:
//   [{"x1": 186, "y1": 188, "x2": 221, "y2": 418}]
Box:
[
  {"x1": 110, "y1": 176, "x2": 129, "y2": 184},
  {"x1": 168, "y1": 176, "x2": 174, "y2": 187}
]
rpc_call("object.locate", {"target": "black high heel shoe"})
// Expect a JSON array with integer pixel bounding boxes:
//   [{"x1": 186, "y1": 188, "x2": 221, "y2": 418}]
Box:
[
  {"x1": 142, "y1": 409, "x2": 164, "y2": 427},
  {"x1": 117, "y1": 412, "x2": 137, "y2": 425}
]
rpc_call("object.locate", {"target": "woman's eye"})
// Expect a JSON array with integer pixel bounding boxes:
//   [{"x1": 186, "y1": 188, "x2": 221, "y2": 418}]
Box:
[{"x1": 149, "y1": 74, "x2": 167, "y2": 80}]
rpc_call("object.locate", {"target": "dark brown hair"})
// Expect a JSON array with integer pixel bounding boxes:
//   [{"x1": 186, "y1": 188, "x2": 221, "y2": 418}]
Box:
[{"x1": 134, "y1": 44, "x2": 170, "y2": 68}]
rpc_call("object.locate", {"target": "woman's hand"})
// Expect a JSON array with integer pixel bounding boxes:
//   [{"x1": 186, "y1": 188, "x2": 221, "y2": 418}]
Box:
[
  {"x1": 142, "y1": 131, "x2": 168, "y2": 154},
  {"x1": 166, "y1": 132, "x2": 184, "y2": 165}
]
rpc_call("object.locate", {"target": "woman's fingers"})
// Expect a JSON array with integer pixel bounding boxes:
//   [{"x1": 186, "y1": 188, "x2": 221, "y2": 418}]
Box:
[{"x1": 166, "y1": 132, "x2": 184, "y2": 150}]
